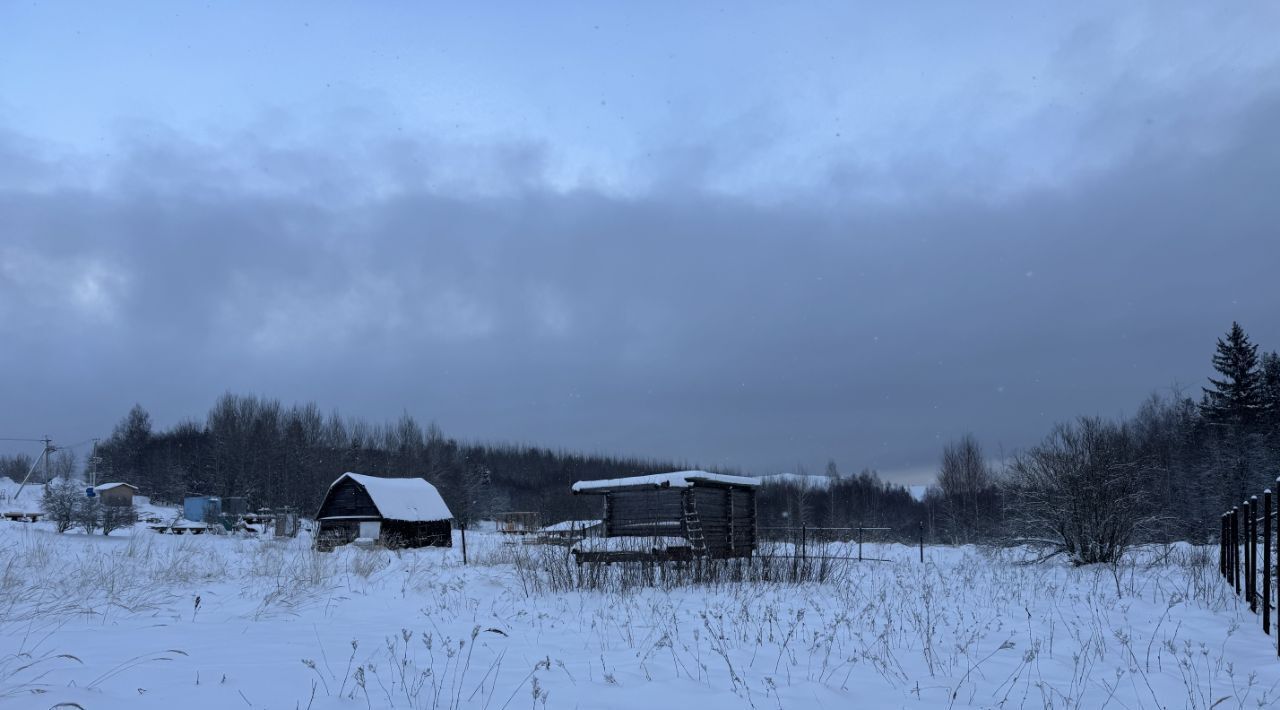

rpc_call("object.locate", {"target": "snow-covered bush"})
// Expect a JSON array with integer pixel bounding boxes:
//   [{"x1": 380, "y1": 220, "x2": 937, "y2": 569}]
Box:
[{"x1": 40, "y1": 479, "x2": 83, "y2": 533}]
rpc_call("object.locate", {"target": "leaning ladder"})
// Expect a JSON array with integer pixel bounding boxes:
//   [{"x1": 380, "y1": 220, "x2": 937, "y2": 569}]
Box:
[{"x1": 684, "y1": 492, "x2": 708, "y2": 555}]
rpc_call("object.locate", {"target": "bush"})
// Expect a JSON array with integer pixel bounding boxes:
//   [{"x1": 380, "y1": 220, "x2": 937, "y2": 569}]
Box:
[
  {"x1": 1008, "y1": 417, "x2": 1154, "y2": 565},
  {"x1": 75, "y1": 498, "x2": 102, "y2": 535},
  {"x1": 40, "y1": 479, "x2": 83, "y2": 533},
  {"x1": 101, "y1": 504, "x2": 140, "y2": 535}
]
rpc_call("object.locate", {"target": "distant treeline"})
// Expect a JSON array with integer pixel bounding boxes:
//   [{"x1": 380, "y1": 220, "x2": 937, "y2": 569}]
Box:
[
  {"x1": 78, "y1": 394, "x2": 929, "y2": 535},
  {"x1": 14, "y1": 321, "x2": 1272, "y2": 553},
  {"x1": 925, "y1": 321, "x2": 1280, "y2": 553},
  {"x1": 86, "y1": 396, "x2": 699, "y2": 524}
]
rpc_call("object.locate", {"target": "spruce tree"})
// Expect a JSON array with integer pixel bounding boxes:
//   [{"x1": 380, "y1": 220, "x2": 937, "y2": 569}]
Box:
[
  {"x1": 1202, "y1": 322, "x2": 1263, "y2": 423},
  {"x1": 1201, "y1": 322, "x2": 1265, "y2": 507}
]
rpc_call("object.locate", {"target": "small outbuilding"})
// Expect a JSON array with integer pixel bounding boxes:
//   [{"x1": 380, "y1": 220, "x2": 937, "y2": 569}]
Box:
[
  {"x1": 571, "y1": 471, "x2": 759, "y2": 562},
  {"x1": 314, "y1": 472, "x2": 453, "y2": 551},
  {"x1": 184, "y1": 495, "x2": 222, "y2": 523},
  {"x1": 93, "y1": 482, "x2": 139, "y2": 507},
  {"x1": 539, "y1": 519, "x2": 604, "y2": 542}
]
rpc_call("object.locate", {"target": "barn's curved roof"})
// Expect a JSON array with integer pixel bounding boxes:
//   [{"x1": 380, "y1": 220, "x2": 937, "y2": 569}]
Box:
[{"x1": 329, "y1": 472, "x2": 453, "y2": 522}]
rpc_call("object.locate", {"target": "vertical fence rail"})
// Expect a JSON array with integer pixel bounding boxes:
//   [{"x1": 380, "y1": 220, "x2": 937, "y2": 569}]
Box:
[
  {"x1": 1218, "y1": 486, "x2": 1280, "y2": 650},
  {"x1": 1234, "y1": 506, "x2": 1241, "y2": 596},
  {"x1": 1265, "y1": 489, "x2": 1272, "y2": 636},
  {"x1": 1245, "y1": 500, "x2": 1251, "y2": 606},
  {"x1": 1251, "y1": 497, "x2": 1259, "y2": 612},
  {"x1": 1223, "y1": 513, "x2": 1230, "y2": 579}
]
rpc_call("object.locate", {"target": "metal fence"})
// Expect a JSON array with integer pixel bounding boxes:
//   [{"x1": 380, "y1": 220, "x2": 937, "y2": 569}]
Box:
[
  {"x1": 757, "y1": 525, "x2": 909, "y2": 562},
  {"x1": 1219, "y1": 484, "x2": 1279, "y2": 655}
]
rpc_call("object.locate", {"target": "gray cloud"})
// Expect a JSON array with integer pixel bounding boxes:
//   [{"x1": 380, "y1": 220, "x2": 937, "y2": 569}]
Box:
[{"x1": 2, "y1": 63, "x2": 1278, "y2": 482}]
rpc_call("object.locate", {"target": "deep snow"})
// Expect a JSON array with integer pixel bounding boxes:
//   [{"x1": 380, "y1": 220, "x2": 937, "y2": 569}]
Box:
[{"x1": 0, "y1": 514, "x2": 1277, "y2": 709}]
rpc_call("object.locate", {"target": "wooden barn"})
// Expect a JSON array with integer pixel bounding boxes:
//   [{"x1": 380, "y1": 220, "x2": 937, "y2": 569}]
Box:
[
  {"x1": 314, "y1": 472, "x2": 453, "y2": 551},
  {"x1": 571, "y1": 471, "x2": 759, "y2": 562},
  {"x1": 93, "y1": 482, "x2": 139, "y2": 507}
]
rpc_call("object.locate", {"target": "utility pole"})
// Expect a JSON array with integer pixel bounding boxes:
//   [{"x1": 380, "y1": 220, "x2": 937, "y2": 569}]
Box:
[
  {"x1": 89, "y1": 438, "x2": 101, "y2": 488},
  {"x1": 14, "y1": 438, "x2": 54, "y2": 500},
  {"x1": 43, "y1": 436, "x2": 52, "y2": 483}
]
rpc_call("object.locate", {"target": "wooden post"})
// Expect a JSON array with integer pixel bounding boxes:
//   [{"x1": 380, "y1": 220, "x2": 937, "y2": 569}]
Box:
[
  {"x1": 1265, "y1": 490, "x2": 1272, "y2": 634},
  {"x1": 801, "y1": 524, "x2": 807, "y2": 561},
  {"x1": 1234, "y1": 506, "x2": 1241, "y2": 595},
  {"x1": 1250, "y1": 497, "x2": 1258, "y2": 612},
  {"x1": 918, "y1": 521, "x2": 924, "y2": 563},
  {"x1": 460, "y1": 520, "x2": 468, "y2": 565},
  {"x1": 858, "y1": 525, "x2": 863, "y2": 562},
  {"x1": 1250, "y1": 496, "x2": 1259, "y2": 613},
  {"x1": 1221, "y1": 513, "x2": 1227, "y2": 578}
]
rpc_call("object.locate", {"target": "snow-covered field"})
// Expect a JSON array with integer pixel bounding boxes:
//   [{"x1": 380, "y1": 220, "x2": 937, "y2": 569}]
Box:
[{"x1": 1, "y1": 518, "x2": 1277, "y2": 709}]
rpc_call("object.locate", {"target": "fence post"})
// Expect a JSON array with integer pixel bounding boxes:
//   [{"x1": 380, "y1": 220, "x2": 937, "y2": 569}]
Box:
[
  {"x1": 801, "y1": 524, "x2": 807, "y2": 561},
  {"x1": 1251, "y1": 497, "x2": 1259, "y2": 612},
  {"x1": 1234, "y1": 506, "x2": 1241, "y2": 596},
  {"x1": 858, "y1": 526, "x2": 863, "y2": 562},
  {"x1": 460, "y1": 520, "x2": 468, "y2": 566},
  {"x1": 1228, "y1": 506, "x2": 1239, "y2": 601},
  {"x1": 1221, "y1": 513, "x2": 1227, "y2": 578},
  {"x1": 1265, "y1": 490, "x2": 1272, "y2": 634},
  {"x1": 918, "y1": 521, "x2": 924, "y2": 563}
]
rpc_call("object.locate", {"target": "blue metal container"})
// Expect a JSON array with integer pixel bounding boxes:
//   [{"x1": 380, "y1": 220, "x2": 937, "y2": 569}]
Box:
[{"x1": 183, "y1": 496, "x2": 222, "y2": 523}]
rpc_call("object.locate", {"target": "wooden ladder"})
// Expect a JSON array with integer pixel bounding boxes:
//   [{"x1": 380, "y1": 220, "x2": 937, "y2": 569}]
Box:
[{"x1": 684, "y1": 492, "x2": 708, "y2": 554}]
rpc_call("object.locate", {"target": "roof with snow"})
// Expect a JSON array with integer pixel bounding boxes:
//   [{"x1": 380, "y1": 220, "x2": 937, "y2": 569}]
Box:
[
  {"x1": 327, "y1": 472, "x2": 453, "y2": 522},
  {"x1": 93, "y1": 482, "x2": 139, "y2": 492},
  {"x1": 571, "y1": 470, "x2": 760, "y2": 494},
  {"x1": 541, "y1": 519, "x2": 602, "y2": 532},
  {"x1": 756, "y1": 473, "x2": 837, "y2": 489}
]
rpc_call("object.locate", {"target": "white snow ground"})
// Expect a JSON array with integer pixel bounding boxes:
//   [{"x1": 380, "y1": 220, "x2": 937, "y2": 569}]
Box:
[{"x1": 0, "y1": 515, "x2": 1276, "y2": 709}]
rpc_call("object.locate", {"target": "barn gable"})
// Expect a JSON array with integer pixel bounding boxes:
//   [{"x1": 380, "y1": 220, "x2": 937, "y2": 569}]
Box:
[
  {"x1": 314, "y1": 473, "x2": 454, "y2": 551},
  {"x1": 316, "y1": 472, "x2": 453, "y2": 523}
]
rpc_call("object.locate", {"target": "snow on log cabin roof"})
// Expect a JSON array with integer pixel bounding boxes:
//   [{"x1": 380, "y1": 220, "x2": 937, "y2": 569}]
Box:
[
  {"x1": 571, "y1": 470, "x2": 760, "y2": 493},
  {"x1": 93, "y1": 482, "x2": 139, "y2": 492},
  {"x1": 541, "y1": 519, "x2": 602, "y2": 532},
  {"x1": 321, "y1": 472, "x2": 453, "y2": 522}
]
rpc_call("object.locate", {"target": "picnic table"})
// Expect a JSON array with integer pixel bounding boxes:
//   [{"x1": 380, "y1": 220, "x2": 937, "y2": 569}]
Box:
[{"x1": 2, "y1": 512, "x2": 42, "y2": 522}]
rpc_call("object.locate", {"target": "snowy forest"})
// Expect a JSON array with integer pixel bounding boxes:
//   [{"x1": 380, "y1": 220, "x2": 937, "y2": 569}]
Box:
[{"x1": 4, "y1": 322, "x2": 1276, "y2": 546}]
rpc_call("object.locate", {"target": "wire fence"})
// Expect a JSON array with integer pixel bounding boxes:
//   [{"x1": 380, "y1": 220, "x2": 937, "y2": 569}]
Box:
[
  {"x1": 1219, "y1": 482, "x2": 1280, "y2": 657},
  {"x1": 757, "y1": 525, "x2": 900, "y2": 562}
]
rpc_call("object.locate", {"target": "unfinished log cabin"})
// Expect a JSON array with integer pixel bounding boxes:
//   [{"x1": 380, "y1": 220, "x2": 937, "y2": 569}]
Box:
[
  {"x1": 314, "y1": 472, "x2": 453, "y2": 551},
  {"x1": 570, "y1": 471, "x2": 758, "y2": 562}
]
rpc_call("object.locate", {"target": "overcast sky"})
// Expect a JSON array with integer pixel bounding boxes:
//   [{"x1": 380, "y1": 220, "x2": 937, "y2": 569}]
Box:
[{"x1": 2, "y1": 2, "x2": 1278, "y2": 482}]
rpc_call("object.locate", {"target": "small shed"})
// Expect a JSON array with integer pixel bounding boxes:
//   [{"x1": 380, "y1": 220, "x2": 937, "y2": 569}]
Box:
[
  {"x1": 314, "y1": 472, "x2": 453, "y2": 551},
  {"x1": 495, "y1": 511, "x2": 542, "y2": 534},
  {"x1": 571, "y1": 471, "x2": 759, "y2": 561},
  {"x1": 93, "y1": 482, "x2": 139, "y2": 507},
  {"x1": 539, "y1": 519, "x2": 604, "y2": 541},
  {"x1": 184, "y1": 495, "x2": 222, "y2": 523}
]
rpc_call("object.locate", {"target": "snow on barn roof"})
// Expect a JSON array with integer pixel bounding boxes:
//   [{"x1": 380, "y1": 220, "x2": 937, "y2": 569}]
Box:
[
  {"x1": 331, "y1": 472, "x2": 453, "y2": 522},
  {"x1": 93, "y1": 482, "x2": 139, "y2": 492},
  {"x1": 541, "y1": 519, "x2": 602, "y2": 532},
  {"x1": 571, "y1": 470, "x2": 760, "y2": 493}
]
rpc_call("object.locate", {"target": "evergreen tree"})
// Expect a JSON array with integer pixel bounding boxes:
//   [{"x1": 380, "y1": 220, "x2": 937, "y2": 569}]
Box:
[
  {"x1": 1201, "y1": 322, "x2": 1265, "y2": 508},
  {"x1": 1201, "y1": 322, "x2": 1263, "y2": 423},
  {"x1": 1261, "y1": 351, "x2": 1280, "y2": 425},
  {"x1": 1261, "y1": 351, "x2": 1280, "y2": 471}
]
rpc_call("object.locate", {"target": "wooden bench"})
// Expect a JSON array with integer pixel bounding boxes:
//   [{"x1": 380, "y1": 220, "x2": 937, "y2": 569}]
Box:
[{"x1": 2, "y1": 512, "x2": 41, "y2": 522}]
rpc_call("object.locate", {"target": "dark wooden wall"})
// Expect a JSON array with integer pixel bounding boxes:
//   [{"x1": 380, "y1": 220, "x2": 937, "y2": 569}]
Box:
[
  {"x1": 604, "y1": 489, "x2": 685, "y2": 537},
  {"x1": 600, "y1": 484, "x2": 757, "y2": 555},
  {"x1": 315, "y1": 478, "x2": 379, "y2": 519}
]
